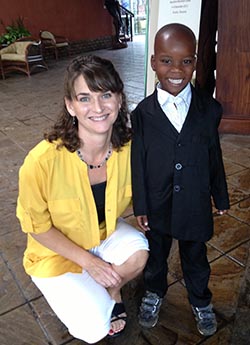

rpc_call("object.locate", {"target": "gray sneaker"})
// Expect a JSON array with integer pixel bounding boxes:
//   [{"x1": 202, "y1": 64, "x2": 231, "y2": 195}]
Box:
[
  {"x1": 191, "y1": 304, "x2": 217, "y2": 336},
  {"x1": 138, "y1": 291, "x2": 163, "y2": 328}
]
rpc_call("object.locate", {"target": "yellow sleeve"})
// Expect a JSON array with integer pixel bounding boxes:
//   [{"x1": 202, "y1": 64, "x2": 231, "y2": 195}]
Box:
[{"x1": 16, "y1": 152, "x2": 52, "y2": 234}]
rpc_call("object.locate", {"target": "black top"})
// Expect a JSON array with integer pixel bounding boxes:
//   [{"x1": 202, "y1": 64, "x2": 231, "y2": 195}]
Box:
[{"x1": 91, "y1": 181, "x2": 106, "y2": 224}]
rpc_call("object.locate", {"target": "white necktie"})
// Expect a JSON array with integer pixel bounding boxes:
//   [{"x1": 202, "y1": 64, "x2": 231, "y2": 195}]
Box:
[{"x1": 163, "y1": 97, "x2": 185, "y2": 132}]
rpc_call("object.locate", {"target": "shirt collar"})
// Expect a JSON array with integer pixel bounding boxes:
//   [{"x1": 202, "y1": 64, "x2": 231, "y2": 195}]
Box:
[{"x1": 157, "y1": 82, "x2": 192, "y2": 108}]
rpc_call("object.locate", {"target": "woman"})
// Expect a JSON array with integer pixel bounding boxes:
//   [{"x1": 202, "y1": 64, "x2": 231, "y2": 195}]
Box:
[{"x1": 17, "y1": 55, "x2": 149, "y2": 344}]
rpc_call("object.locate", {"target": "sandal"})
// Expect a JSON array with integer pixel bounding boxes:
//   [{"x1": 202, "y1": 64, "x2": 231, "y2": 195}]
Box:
[{"x1": 107, "y1": 302, "x2": 127, "y2": 338}]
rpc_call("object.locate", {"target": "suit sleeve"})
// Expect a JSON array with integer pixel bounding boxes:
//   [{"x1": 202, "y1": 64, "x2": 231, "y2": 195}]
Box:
[
  {"x1": 131, "y1": 107, "x2": 148, "y2": 216},
  {"x1": 209, "y1": 103, "x2": 230, "y2": 210}
]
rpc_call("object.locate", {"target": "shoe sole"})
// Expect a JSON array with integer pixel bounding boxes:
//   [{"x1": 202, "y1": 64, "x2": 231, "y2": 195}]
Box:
[
  {"x1": 138, "y1": 316, "x2": 159, "y2": 328},
  {"x1": 197, "y1": 326, "x2": 217, "y2": 337}
]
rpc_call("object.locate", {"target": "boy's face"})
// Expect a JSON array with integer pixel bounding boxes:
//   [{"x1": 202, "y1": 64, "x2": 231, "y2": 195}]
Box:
[{"x1": 151, "y1": 31, "x2": 196, "y2": 96}]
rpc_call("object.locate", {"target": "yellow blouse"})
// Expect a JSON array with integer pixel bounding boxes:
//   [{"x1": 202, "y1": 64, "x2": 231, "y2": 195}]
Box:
[{"x1": 16, "y1": 140, "x2": 132, "y2": 277}]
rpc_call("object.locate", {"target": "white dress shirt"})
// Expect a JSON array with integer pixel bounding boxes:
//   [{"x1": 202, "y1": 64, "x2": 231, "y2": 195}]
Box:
[{"x1": 157, "y1": 83, "x2": 192, "y2": 133}]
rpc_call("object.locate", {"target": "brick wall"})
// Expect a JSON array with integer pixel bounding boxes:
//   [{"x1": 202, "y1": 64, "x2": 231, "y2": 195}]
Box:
[{"x1": 43, "y1": 36, "x2": 113, "y2": 60}]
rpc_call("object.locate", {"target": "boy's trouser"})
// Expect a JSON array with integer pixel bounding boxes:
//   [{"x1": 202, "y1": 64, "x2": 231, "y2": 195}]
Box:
[{"x1": 144, "y1": 231, "x2": 212, "y2": 307}]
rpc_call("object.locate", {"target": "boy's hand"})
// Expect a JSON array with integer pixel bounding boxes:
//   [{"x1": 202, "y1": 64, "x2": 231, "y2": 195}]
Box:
[
  {"x1": 216, "y1": 209, "x2": 228, "y2": 215},
  {"x1": 136, "y1": 215, "x2": 150, "y2": 231}
]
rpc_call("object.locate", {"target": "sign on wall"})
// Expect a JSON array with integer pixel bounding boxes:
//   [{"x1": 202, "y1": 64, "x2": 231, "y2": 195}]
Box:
[{"x1": 158, "y1": 0, "x2": 202, "y2": 38}]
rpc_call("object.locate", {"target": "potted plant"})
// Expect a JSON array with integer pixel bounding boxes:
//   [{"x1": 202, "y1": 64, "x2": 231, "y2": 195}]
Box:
[{"x1": 0, "y1": 16, "x2": 31, "y2": 46}]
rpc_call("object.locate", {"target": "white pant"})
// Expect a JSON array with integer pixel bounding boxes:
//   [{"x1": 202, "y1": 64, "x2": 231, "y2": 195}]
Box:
[{"x1": 32, "y1": 218, "x2": 149, "y2": 344}]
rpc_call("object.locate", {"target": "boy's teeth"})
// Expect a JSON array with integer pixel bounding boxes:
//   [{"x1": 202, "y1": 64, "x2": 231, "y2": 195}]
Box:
[{"x1": 169, "y1": 78, "x2": 182, "y2": 85}]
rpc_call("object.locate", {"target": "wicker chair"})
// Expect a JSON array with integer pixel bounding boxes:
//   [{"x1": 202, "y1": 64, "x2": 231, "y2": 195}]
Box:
[
  {"x1": 39, "y1": 30, "x2": 70, "y2": 60},
  {"x1": 0, "y1": 40, "x2": 48, "y2": 78}
]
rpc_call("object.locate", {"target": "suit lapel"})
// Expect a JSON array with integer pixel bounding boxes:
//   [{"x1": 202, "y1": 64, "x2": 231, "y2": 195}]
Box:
[
  {"x1": 145, "y1": 90, "x2": 179, "y2": 139},
  {"x1": 179, "y1": 86, "x2": 204, "y2": 139}
]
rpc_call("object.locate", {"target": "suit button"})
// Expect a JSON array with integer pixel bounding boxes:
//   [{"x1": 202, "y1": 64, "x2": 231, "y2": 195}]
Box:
[
  {"x1": 174, "y1": 185, "x2": 181, "y2": 192},
  {"x1": 175, "y1": 163, "x2": 182, "y2": 170}
]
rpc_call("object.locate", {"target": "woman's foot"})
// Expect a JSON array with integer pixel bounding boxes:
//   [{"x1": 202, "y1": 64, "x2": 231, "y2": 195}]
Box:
[{"x1": 108, "y1": 302, "x2": 127, "y2": 337}]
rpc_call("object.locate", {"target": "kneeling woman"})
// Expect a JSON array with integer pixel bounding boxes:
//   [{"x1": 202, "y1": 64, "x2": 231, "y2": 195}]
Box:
[{"x1": 17, "y1": 55, "x2": 149, "y2": 344}]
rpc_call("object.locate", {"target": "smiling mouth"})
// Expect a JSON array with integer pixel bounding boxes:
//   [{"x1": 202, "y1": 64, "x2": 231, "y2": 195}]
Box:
[
  {"x1": 168, "y1": 78, "x2": 183, "y2": 85},
  {"x1": 89, "y1": 114, "x2": 108, "y2": 121}
]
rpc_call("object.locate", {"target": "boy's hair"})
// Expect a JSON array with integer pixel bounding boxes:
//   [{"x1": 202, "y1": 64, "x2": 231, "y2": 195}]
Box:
[{"x1": 154, "y1": 23, "x2": 196, "y2": 50}]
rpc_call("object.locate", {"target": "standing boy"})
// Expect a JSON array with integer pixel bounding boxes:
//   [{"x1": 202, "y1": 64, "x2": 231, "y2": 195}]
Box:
[{"x1": 131, "y1": 23, "x2": 229, "y2": 336}]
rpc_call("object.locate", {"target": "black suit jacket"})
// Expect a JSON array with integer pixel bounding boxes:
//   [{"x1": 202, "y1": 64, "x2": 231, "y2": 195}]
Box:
[{"x1": 131, "y1": 85, "x2": 230, "y2": 242}]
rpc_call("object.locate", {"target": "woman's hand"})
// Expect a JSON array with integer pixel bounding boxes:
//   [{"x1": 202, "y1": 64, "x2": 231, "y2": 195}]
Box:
[
  {"x1": 136, "y1": 215, "x2": 150, "y2": 231},
  {"x1": 85, "y1": 254, "x2": 122, "y2": 288},
  {"x1": 31, "y1": 226, "x2": 122, "y2": 288}
]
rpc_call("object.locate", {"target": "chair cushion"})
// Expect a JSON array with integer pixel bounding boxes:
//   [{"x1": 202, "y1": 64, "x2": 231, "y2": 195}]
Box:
[
  {"x1": 1, "y1": 53, "x2": 26, "y2": 62},
  {"x1": 0, "y1": 42, "x2": 31, "y2": 57},
  {"x1": 56, "y1": 42, "x2": 69, "y2": 47},
  {"x1": 0, "y1": 44, "x2": 16, "y2": 55},
  {"x1": 15, "y1": 42, "x2": 32, "y2": 55},
  {"x1": 41, "y1": 31, "x2": 55, "y2": 41}
]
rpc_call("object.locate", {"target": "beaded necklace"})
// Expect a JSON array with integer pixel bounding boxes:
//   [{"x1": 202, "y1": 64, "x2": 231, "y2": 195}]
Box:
[{"x1": 77, "y1": 143, "x2": 112, "y2": 169}]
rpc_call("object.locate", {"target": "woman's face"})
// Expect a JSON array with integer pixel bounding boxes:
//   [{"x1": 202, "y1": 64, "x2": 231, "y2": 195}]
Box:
[{"x1": 65, "y1": 75, "x2": 121, "y2": 137}]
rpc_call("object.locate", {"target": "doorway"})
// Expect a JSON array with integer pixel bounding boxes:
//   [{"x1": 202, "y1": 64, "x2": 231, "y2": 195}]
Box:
[{"x1": 120, "y1": 0, "x2": 147, "y2": 37}]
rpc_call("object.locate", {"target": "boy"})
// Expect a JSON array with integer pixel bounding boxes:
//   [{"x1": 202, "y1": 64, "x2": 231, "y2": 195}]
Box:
[{"x1": 131, "y1": 23, "x2": 229, "y2": 336}]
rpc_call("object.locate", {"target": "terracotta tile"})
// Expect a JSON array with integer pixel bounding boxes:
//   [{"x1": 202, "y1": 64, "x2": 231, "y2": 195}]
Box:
[
  {"x1": 31, "y1": 296, "x2": 73, "y2": 345},
  {"x1": 227, "y1": 168, "x2": 250, "y2": 193},
  {"x1": 0, "y1": 191, "x2": 19, "y2": 236},
  {"x1": 231, "y1": 309, "x2": 250, "y2": 345},
  {"x1": 0, "y1": 131, "x2": 7, "y2": 140},
  {"x1": 220, "y1": 134, "x2": 250, "y2": 149},
  {"x1": 0, "y1": 137, "x2": 26, "y2": 171},
  {"x1": 10, "y1": 257, "x2": 42, "y2": 301},
  {"x1": 228, "y1": 197, "x2": 250, "y2": 224},
  {"x1": 1, "y1": 230, "x2": 27, "y2": 263},
  {"x1": 221, "y1": 142, "x2": 250, "y2": 168},
  {"x1": 141, "y1": 325, "x2": 179, "y2": 345},
  {"x1": 211, "y1": 214, "x2": 250, "y2": 253},
  {"x1": 207, "y1": 243, "x2": 224, "y2": 261},
  {"x1": 223, "y1": 157, "x2": 247, "y2": 176},
  {"x1": 202, "y1": 324, "x2": 233, "y2": 344},
  {"x1": 225, "y1": 241, "x2": 250, "y2": 267},
  {"x1": 1, "y1": 123, "x2": 42, "y2": 153},
  {"x1": 20, "y1": 115, "x2": 54, "y2": 130},
  {"x1": 209, "y1": 255, "x2": 246, "y2": 319},
  {"x1": 0, "y1": 260, "x2": 26, "y2": 315},
  {"x1": 0, "y1": 304, "x2": 49, "y2": 345},
  {"x1": 226, "y1": 184, "x2": 250, "y2": 206}
]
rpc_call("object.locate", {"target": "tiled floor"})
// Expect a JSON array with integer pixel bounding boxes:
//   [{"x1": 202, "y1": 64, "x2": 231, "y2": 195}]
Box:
[{"x1": 0, "y1": 36, "x2": 249, "y2": 345}]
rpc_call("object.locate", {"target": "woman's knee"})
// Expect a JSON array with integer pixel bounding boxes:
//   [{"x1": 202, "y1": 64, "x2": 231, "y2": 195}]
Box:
[{"x1": 128, "y1": 249, "x2": 149, "y2": 272}]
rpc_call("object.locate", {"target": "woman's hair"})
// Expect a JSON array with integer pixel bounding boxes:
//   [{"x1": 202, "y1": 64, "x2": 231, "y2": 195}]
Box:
[{"x1": 45, "y1": 55, "x2": 131, "y2": 151}]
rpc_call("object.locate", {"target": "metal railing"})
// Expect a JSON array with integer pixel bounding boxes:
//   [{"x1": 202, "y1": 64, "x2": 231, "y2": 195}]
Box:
[{"x1": 119, "y1": 5, "x2": 134, "y2": 41}]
